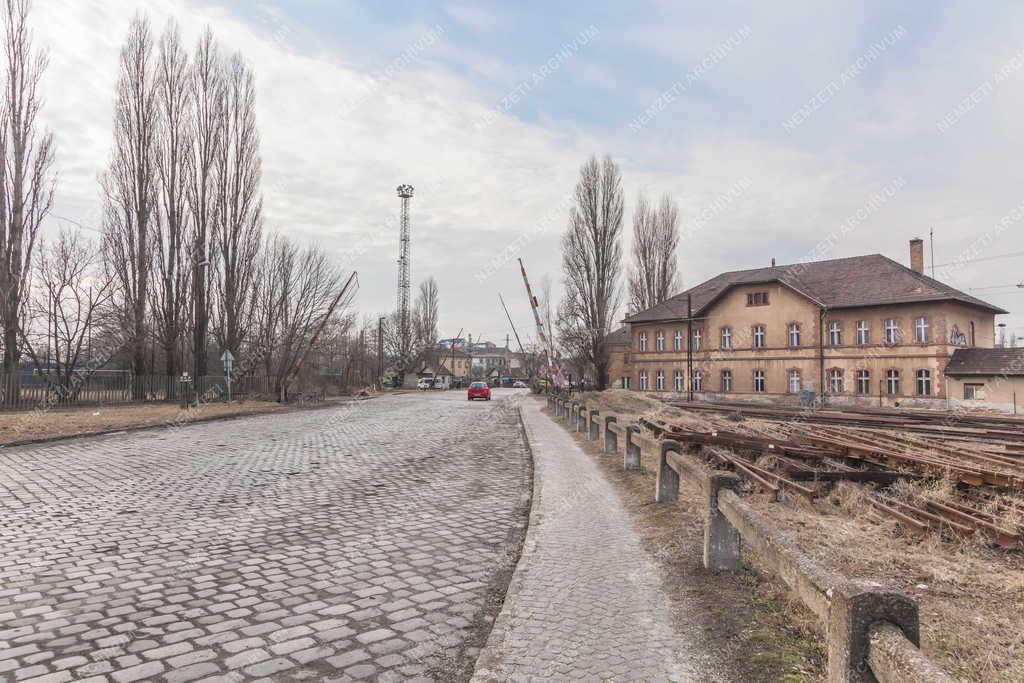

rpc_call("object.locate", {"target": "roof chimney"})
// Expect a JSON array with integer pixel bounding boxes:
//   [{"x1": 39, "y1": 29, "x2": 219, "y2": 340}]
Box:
[
  {"x1": 771, "y1": 257, "x2": 776, "y2": 267},
  {"x1": 909, "y1": 238, "x2": 924, "y2": 274}
]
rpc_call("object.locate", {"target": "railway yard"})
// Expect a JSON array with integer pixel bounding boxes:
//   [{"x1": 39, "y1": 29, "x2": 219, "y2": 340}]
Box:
[{"x1": 578, "y1": 390, "x2": 1024, "y2": 682}]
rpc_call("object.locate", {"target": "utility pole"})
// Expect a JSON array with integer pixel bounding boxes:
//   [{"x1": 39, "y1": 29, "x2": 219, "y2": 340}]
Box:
[
  {"x1": 377, "y1": 316, "x2": 385, "y2": 389},
  {"x1": 930, "y1": 227, "x2": 936, "y2": 279},
  {"x1": 686, "y1": 293, "x2": 693, "y2": 402},
  {"x1": 450, "y1": 328, "x2": 463, "y2": 389}
]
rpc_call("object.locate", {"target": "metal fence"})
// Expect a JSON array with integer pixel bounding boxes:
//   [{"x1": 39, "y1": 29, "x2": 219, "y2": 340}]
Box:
[{"x1": 0, "y1": 373, "x2": 276, "y2": 411}]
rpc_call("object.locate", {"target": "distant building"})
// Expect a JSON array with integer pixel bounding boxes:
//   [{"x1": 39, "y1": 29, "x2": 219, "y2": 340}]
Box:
[
  {"x1": 611, "y1": 239, "x2": 1012, "y2": 410},
  {"x1": 944, "y1": 347, "x2": 1024, "y2": 413}
]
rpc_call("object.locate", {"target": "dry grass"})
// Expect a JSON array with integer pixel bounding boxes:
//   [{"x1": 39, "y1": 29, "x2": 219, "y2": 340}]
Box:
[
  {"x1": 0, "y1": 401, "x2": 286, "y2": 445},
  {"x1": 763, "y1": 490, "x2": 1024, "y2": 682}
]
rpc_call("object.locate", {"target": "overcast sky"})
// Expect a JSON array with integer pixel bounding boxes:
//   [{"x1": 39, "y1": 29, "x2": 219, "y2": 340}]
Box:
[{"x1": 36, "y1": 1, "x2": 1024, "y2": 346}]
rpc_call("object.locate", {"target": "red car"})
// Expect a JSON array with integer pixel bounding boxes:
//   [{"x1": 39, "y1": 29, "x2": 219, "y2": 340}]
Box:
[{"x1": 467, "y1": 381, "x2": 491, "y2": 401}]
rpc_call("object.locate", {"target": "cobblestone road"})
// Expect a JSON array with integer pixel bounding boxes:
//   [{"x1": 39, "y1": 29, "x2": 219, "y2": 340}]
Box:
[
  {"x1": 0, "y1": 391, "x2": 531, "y2": 682},
  {"x1": 472, "y1": 397, "x2": 716, "y2": 682}
]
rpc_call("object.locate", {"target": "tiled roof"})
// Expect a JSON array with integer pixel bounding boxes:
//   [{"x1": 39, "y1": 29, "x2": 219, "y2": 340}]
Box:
[
  {"x1": 624, "y1": 254, "x2": 1007, "y2": 323},
  {"x1": 944, "y1": 348, "x2": 1024, "y2": 376},
  {"x1": 606, "y1": 327, "x2": 629, "y2": 345}
]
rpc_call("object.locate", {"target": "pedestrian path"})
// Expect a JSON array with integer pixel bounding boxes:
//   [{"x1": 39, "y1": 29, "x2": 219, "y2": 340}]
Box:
[{"x1": 473, "y1": 397, "x2": 716, "y2": 681}]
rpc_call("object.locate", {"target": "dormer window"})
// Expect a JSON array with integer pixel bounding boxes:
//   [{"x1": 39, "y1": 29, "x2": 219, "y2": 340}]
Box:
[{"x1": 746, "y1": 291, "x2": 770, "y2": 306}]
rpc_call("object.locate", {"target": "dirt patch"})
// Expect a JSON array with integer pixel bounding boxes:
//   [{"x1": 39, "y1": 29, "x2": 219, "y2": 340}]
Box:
[
  {"x1": 0, "y1": 401, "x2": 287, "y2": 445},
  {"x1": 548, "y1": 404, "x2": 826, "y2": 682}
]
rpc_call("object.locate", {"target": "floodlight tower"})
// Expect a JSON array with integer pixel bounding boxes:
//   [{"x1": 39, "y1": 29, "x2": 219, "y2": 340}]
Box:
[{"x1": 396, "y1": 184, "x2": 414, "y2": 358}]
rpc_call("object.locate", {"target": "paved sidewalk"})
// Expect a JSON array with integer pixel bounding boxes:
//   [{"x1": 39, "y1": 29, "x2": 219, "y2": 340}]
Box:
[{"x1": 473, "y1": 397, "x2": 716, "y2": 682}]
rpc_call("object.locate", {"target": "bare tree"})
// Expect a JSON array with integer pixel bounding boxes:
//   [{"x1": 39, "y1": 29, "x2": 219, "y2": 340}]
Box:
[
  {"x1": 627, "y1": 191, "x2": 680, "y2": 313},
  {"x1": 151, "y1": 19, "x2": 191, "y2": 376},
  {"x1": 413, "y1": 276, "x2": 438, "y2": 349},
  {"x1": 557, "y1": 155, "x2": 623, "y2": 390},
  {"x1": 101, "y1": 14, "x2": 158, "y2": 395},
  {"x1": 253, "y1": 232, "x2": 349, "y2": 401},
  {"x1": 0, "y1": 0, "x2": 55, "y2": 383},
  {"x1": 21, "y1": 230, "x2": 115, "y2": 399},
  {"x1": 212, "y1": 51, "x2": 261, "y2": 361},
  {"x1": 187, "y1": 28, "x2": 223, "y2": 377}
]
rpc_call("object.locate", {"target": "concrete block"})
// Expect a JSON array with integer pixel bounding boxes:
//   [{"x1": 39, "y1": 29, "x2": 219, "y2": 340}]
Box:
[
  {"x1": 656, "y1": 440, "x2": 682, "y2": 503},
  {"x1": 703, "y1": 471, "x2": 741, "y2": 571},
  {"x1": 604, "y1": 416, "x2": 617, "y2": 454},
  {"x1": 588, "y1": 410, "x2": 600, "y2": 441},
  {"x1": 624, "y1": 425, "x2": 641, "y2": 470},
  {"x1": 576, "y1": 406, "x2": 587, "y2": 432},
  {"x1": 827, "y1": 581, "x2": 919, "y2": 683}
]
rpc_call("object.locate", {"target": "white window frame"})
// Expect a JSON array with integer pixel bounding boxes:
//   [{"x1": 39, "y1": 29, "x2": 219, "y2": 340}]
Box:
[
  {"x1": 856, "y1": 320, "x2": 869, "y2": 345},
  {"x1": 829, "y1": 368, "x2": 843, "y2": 393},
  {"x1": 692, "y1": 328, "x2": 702, "y2": 351},
  {"x1": 753, "y1": 369, "x2": 766, "y2": 393},
  {"x1": 788, "y1": 370, "x2": 801, "y2": 394},
  {"x1": 828, "y1": 321, "x2": 842, "y2": 346},
  {"x1": 856, "y1": 369, "x2": 870, "y2": 395},
  {"x1": 721, "y1": 327, "x2": 732, "y2": 350},
  {"x1": 639, "y1": 331, "x2": 647, "y2": 352},
  {"x1": 721, "y1": 370, "x2": 732, "y2": 392},
  {"x1": 673, "y1": 330, "x2": 683, "y2": 351},
  {"x1": 914, "y1": 317, "x2": 929, "y2": 343},
  {"x1": 692, "y1": 370, "x2": 703, "y2": 392},
  {"x1": 622, "y1": 376, "x2": 631, "y2": 390},
  {"x1": 656, "y1": 370, "x2": 665, "y2": 391},
  {"x1": 788, "y1": 323, "x2": 800, "y2": 347},
  {"x1": 753, "y1": 325, "x2": 765, "y2": 349},
  {"x1": 673, "y1": 370, "x2": 683, "y2": 392},
  {"x1": 884, "y1": 319, "x2": 899, "y2": 345},
  {"x1": 916, "y1": 369, "x2": 932, "y2": 396},
  {"x1": 656, "y1": 330, "x2": 665, "y2": 351},
  {"x1": 886, "y1": 369, "x2": 900, "y2": 395},
  {"x1": 639, "y1": 370, "x2": 648, "y2": 390},
  {"x1": 963, "y1": 383, "x2": 983, "y2": 400}
]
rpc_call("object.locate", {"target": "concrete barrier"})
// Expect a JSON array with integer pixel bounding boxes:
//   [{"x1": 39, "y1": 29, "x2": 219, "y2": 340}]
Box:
[
  {"x1": 541, "y1": 399, "x2": 949, "y2": 683},
  {"x1": 576, "y1": 406, "x2": 587, "y2": 433},
  {"x1": 624, "y1": 425, "x2": 642, "y2": 470},
  {"x1": 588, "y1": 410, "x2": 600, "y2": 441},
  {"x1": 604, "y1": 416, "x2": 618, "y2": 454}
]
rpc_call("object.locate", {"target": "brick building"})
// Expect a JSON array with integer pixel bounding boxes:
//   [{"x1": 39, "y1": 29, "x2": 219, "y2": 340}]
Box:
[{"x1": 615, "y1": 239, "x2": 1009, "y2": 408}]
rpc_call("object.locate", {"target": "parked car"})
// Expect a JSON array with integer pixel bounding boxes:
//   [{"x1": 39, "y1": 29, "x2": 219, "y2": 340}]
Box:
[
  {"x1": 467, "y1": 381, "x2": 491, "y2": 401},
  {"x1": 430, "y1": 378, "x2": 446, "y2": 390},
  {"x1": 512, "y1": 380, "x2": 528, "y2": 389},
  {"x1": 417, "y1": 378, "x2": 432, "y2": 390}
]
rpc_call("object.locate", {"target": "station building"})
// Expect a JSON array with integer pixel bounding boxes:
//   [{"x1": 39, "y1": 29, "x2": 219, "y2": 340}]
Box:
[{"x1": 615, "y1": 239, "x2": 1016, "y2": 410}]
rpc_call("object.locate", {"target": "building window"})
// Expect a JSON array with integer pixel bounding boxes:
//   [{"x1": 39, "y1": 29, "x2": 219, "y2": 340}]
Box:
[
  {"x1": 916, "y1": 369, "x2": 932, "y2": 396},
  {"x1": 673, "y1": 330, "x2": 683, "y2": 351},
  {"x1": 788, "y1": 323, "x2": 800, "y2": 347},
  {"x1": 829, "y1": 368, "x2": 844, "y2": 393},
  {"x1": 639, "y1": 370, "x2": 648, "y2": 390},
  {"x1": 788, "y1": 370, "x2": 801, "y2": 394},
  {"x1": 914, "y1": 317, "x2": 929, "y2": 343},
  {"x1": 884, "y1": 319, "x2": 899, "y2": 345},
  {"x1": 746, "y1": 291, "x2": 769, "y2": 306},
  {"x1": 720, "y1": 327, "x2": 732, "y2": 350},
  {"x1": 828, "y1": 321, "x2": 842, "y2": 346},
  {"x1": 692, "y1": 328, "x2": 702, "y2": 351},
  {"x1": 692, "y1": 370, "x2": 703, "y2": 392},
  {"x1": 639, "y1": 331, "x2": 647, "y2": 352},
  {"x1": 753, "y1": 369, "x2": 766, "y2": 393},
  {"x1": 656, "y1": 330, "x2": 665, "y2": 351},
  {"x1": 622, "y1": 376, "x2": 631, "y2": 390},
  {"x1": 753, "y1": 325, "x2": 766, "y2": 349},
  {"x1": 721, "y1": 370, "x2": 732, "y2": 392},
  {"x1": 673, "y1": 370, "x2": 683, "y2": 392},
  {"x1": 885, "y1": 369, "x2": 900, "y2": 395},
  {"x1": 856, "y1": 370, "x2": 870, "y2": 395},
  {"x1": 856, "y1": 320, "x2": 869, "y2": 345},
  {"x1": 963, "y1": 383, "x2": 983, "y2": 400},
  {"x1": 656, "y1": 370, "x2": 665, "y2": 391}
]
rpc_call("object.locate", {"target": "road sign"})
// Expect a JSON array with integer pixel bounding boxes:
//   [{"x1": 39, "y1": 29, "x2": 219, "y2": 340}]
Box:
[{"x1": 221, "y1": 350, "x2": 235, "y2": 402}]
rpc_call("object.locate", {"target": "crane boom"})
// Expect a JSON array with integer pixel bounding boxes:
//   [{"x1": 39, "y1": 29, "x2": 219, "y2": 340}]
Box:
[{"x1": 517, "y1": 258, "x2": 566, "y2": 387}]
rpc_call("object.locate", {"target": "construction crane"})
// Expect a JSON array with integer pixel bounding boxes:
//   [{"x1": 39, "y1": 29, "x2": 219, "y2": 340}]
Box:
[{"x1": 517, "y1": 258, "x2": 566, "y2": 387}]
